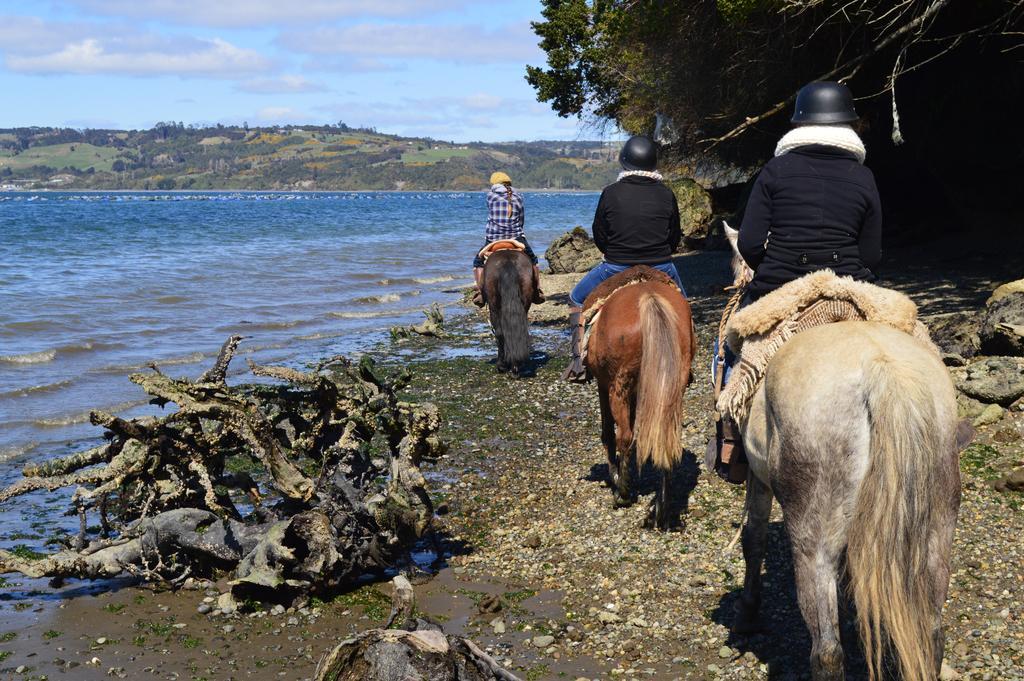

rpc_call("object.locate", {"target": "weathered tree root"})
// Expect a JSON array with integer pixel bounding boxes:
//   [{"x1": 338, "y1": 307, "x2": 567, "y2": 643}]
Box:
[
  {"x1": 315, "y1": 576, "x2": 521, "y2": 681},
  {"x1": 391, "y1": 303, "x2": 445, "y2": 339},
  {"x1": 0, "y1": 338, "x2": 445, "y2": 603}
]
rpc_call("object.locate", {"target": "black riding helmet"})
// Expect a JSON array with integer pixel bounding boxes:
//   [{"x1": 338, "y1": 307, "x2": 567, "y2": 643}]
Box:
[
  {"x1": 791, "y1": 81, "x2": 858, "y2": 125},
  {"x1": 619, "y1": 135, "x2": 658, "y2": 171}
]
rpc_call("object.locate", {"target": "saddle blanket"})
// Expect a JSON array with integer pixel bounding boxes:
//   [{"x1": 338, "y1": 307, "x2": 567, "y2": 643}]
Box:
[
  {"x1": 718, "y1": 270, "x2": 940, "y2": 422},
  {"x1": 580, "y1": 265, "x2": 682, "y2": 366}
]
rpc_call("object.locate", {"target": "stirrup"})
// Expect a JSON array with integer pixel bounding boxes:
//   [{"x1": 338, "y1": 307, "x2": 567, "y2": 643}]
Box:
[{"x1": 472, "y1": 288, "x2": 486, "y2": 307}]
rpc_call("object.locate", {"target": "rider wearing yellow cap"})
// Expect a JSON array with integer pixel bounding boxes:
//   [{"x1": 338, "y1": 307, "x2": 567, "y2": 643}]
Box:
[{"x1": 472, "y1": 172, "x2": 544, "y2": 306}]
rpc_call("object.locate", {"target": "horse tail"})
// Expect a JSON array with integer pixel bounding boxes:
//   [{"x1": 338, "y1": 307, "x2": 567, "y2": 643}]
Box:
[
  {"x1": 634, "y1": 292, "x2": 686, "y2": 471},
  {"x1": 846, "y1": 355, "x2": 958, "y2": 681},
  {"x1": 497, "y1": 257, "x2": 529, "y2": 368}
]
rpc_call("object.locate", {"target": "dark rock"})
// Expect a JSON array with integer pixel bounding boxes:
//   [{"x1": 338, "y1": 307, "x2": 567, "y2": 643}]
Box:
[
  {"x1": 957, "y1": 393, "x2": 987, "y2": 419},
  {"x1": 523, "y1": 533, "x2": 542, "y2": 549},
  {"x1": 956, "y1": 357, "x2": 1024, "y2": 406},
  {"x1": 545, "y1": 227, "x2": 602, "y2": 274},
  {"x1": 928, "y1": 312, "x2": 981, "y2": 359},
  {"x1": 980, "y1": 291, "x2": 1024, "y2": 357},
  {"x1": 477, "y1": 594, "x2": 502, "y2": 614},
  {"x1": 993, "y1": 427, "x2": 1021, "y2": 443}
]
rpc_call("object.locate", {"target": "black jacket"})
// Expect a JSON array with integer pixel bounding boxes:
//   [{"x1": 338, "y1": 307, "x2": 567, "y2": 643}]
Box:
[
  {"x1": 592, "y1": 176, "x2": 681, "y2": 265},
  {"x1": 738, "y1": 145, "x2": 882, "y2": 301}
]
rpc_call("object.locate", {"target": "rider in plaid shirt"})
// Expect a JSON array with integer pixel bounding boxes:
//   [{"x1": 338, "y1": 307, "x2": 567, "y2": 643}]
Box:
[{"x1": 472, "y1": 171, "x2": 544, "y2": 306}]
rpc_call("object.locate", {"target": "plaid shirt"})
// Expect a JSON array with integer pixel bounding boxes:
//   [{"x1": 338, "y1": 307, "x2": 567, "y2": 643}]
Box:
[{"x1": 485, "y1": 184, "x2": 525, "y2": 241}]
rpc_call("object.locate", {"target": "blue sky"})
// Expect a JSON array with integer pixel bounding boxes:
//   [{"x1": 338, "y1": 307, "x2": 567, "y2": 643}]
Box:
[{"x1": 0, "y1": 0, "x2": 597, "y2": 142}]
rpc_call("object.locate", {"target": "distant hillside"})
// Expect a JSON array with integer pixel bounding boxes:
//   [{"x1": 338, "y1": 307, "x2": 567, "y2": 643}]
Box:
[{"x1": 0, "y1": 124, "x2": 621, "y2": 191}]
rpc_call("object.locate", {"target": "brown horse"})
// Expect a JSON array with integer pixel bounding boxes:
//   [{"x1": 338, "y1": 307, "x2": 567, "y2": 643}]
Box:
[
  {"x1": 482, "y1": 249, "x2": 535, "y2": 376},
  {"x1": 585, "y1": 267, "x2": 696, "y2": 529}
]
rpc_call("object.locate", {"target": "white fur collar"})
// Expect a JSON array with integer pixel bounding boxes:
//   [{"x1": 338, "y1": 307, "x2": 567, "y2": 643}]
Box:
[
  {"x1": 617, "y1": 169, "x2": 664, "y2": 181},
  {"x1": 775, "y1": 125, "x2": 866, "y2": 164}
]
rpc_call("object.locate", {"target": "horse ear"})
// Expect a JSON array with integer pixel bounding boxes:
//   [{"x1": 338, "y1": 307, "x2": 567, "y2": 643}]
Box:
[
  {"x1": 723, "y1": 220, "x2": 740, "y2": 254},
  {"x1": 955, "y1": 419, "x2": 976, "y2": 451}
]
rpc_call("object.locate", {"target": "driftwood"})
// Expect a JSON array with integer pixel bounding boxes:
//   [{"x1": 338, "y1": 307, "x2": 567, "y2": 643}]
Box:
[
  {"x1": 392, "y1": 303, "x2": 445, "y2": 339},
  {"x1": 0, "y1": 337, "x2": 446, "y2": 603},
  {"x1": 315, "y1": 576, "x2": 521, "y2": 681}
]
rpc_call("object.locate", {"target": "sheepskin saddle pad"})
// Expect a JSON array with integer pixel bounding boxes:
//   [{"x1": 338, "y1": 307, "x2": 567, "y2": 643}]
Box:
[{"x1": 718, "y1": 269, "x2": 939, "y2": 422}]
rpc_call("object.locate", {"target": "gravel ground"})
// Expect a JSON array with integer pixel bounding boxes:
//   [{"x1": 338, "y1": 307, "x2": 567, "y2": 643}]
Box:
[{"x1": 395, "y1": 247, "x2": 1024, "y2": 681}]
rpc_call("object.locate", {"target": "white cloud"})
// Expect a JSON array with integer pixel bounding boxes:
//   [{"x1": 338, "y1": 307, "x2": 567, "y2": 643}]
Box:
[
  {"x1": 236, "y1": 75, "x2": 327, "y2": 94},
  {"x1": 313, "y1": 95, "x2": 553, "y2": 138},
  {"x1": 252, "y1": 106, "x2": 309, "y2": 124},
  {"x1": 278, "y1": 22, "x2": 540, "y2": 63},
  {"x1": 6, "y1": 36, "x2": 270, "y2": 77},
  {"x1": 63, "y1": 1, "x2": 469, "y2": 27}
]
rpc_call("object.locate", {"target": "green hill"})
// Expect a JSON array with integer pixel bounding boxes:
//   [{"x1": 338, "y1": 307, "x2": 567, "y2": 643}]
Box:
[{"x1": 0, "y1": 124, "x2": 621, "y2": 191}]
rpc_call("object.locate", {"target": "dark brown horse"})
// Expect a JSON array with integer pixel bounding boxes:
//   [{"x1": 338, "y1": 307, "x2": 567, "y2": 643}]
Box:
[
  {"x1": 585, "y1": 267, "x2": 696, "y2": 529},
  {"x1": 482, "y1": 248, "x2": 535, "y2": 375}
]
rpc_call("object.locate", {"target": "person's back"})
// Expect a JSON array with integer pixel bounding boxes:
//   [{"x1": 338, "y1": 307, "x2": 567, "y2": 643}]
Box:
[
  {"x1": 562, "y1": 135, "x2": 686, "y2": 382},
  {"x1": 738, "y1": 83, "x2": 882, "y2": 302},
  {"x1": 593, "y1": 176, "x2": 681, "y2": 265}
]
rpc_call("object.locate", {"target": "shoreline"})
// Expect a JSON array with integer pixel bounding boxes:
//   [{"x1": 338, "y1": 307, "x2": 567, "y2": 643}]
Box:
[{"x1": 1, "y1": 249, "x2": 1023, "y2": 680}]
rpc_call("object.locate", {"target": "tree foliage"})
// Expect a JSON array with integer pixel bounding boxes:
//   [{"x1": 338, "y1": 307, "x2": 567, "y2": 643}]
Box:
[{"x1": 526, "y1": 0, "x2": 1024, "y2": 162}]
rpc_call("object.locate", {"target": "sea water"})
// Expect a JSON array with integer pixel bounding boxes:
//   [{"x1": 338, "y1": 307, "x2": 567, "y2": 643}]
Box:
[{"x1": 0, "y1": 191, "x2": 599, "y2": 475}]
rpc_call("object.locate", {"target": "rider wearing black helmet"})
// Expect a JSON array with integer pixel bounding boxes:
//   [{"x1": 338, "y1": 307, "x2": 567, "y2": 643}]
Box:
[
  {"x1": 714, "y1": 81, "x2": 883, "y2": 483},
  {"x1": 737, "y1": 81, "x2": 882, "y2": 301},
  {"x1": 562, "y1": 135, "x2": 685, "y2": 381}
]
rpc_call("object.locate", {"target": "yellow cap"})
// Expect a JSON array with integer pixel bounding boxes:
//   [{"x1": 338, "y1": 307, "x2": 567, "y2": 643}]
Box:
[{"x1": 489, "y1": 171, "x2": 512, "y2": 185}]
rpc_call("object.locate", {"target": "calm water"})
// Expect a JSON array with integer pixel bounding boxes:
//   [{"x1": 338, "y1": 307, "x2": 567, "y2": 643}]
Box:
[{"x1": 0, "y1": 191, "x2": 599, "y2": 473}]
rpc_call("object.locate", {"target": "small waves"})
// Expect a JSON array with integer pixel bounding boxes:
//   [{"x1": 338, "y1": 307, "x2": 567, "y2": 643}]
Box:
[
  {"x1": 0, "y1": 349, "x2": 56, "y2": 364},
  {"x1": 97, "y1": 351, "x2": 206, "y2": 375},
  {"x1": 377, "y1": 275, "x2": 456, "y2": 286},
  {"x1": 327, "y1": 308, "x2": 423, "y2": 320},
  {"x1": 17, "y1": 399, "x2": 151, "y2": 429},
  {"x1": 0, "y1": 379, "x2": 73, "y2": 399},
  {"x1": 0, "y1": 341, "x2": 128, "y2": 365},
  {"x1": 155, "y1": 295, "x2": 189, "y2": 304},
  {"x1": 414, "y1": 275, "x2": 456, "y2": 284},
  {"x1": 353, "y1": 290, "x2": 421, "y2": 305},
  {"x1": 0, "y1": 441, "x2": 40, "y2": 463}
]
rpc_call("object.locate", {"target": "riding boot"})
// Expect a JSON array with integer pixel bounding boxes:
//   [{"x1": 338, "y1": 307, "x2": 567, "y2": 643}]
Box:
[
  {"x1": 561, "y1": 310, "x2": 588, "y2": 382},
  {"x1": 718, "y1": 416, "x2": 748, "y2": 485},
  {"x1": 531, "y1": 267, "x2": 546, "y2": 305},
  {"x1": 472, "y1": 287, "x2": 486, "y2": 307}
]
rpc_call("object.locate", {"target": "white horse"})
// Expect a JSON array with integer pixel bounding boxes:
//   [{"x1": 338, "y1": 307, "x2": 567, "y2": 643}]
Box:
[{"x1": 723, "y1": 225, "x2": 961, "y2": 681}]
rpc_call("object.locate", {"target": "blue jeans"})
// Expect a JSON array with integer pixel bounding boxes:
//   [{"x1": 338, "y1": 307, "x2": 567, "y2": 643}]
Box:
[
  {"x1": 569, "y1": 261, "x2": 686, "y2": 307},
  {"x1": 711, "y1": 338, "x2": 737, "y2": 387}
]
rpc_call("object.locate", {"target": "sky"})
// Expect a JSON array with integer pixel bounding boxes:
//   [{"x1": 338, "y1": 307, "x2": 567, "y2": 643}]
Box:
[{"x1": 0, "y1": 0, "x2": 599, "y2": 142}]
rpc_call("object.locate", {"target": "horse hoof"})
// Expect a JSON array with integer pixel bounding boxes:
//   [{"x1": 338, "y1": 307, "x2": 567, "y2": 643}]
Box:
[{"x1": 612, "y1": 494, "x2": 636, "y2": 509}]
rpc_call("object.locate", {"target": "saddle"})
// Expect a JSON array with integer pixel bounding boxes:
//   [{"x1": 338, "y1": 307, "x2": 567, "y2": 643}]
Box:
[
  {"x1": 717, "y1": 270, "x2": 940, "y2": 424},
  {"x1": 478, "y1": 239, "x2": 525, "y2": 261}
]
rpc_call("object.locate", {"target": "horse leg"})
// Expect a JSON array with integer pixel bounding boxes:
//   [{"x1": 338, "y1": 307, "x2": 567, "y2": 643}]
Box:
[
  {"x1": 928, "y1": 512, "x2": 957, "y2": 675},
  {"x1": 733, "y1": 475, "x2": 772, "y2": 633},
  {"x1": 789, "y1": 525, "x2": 846, "y2": 681},
  {"x1": 599, "y1": 383, "x2": 619, "y2": 488},
  {"x1": 490, "y1": 307, "x2": 507, "y2": 373},
  {"x1": 610, "y1": 387, "x2": 637, "y2": 508}
]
